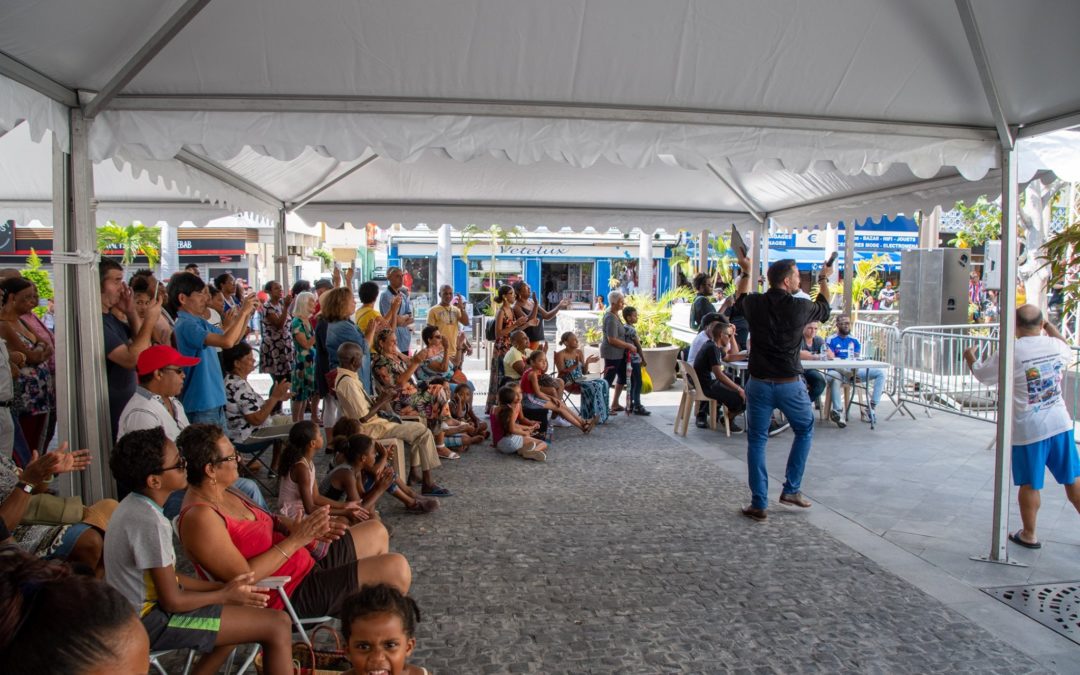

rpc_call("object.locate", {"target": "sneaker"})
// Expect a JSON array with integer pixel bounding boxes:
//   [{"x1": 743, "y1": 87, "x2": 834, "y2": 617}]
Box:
[
  {"x1": 829, "y1": 409, "x2": 847, "y2": 429},
  {"x1": 779, "y1": 492, "x2": 812, "y2": 508},
  {"x1": 632, "y1": 406, "x2": 652, "y2": 416},
  {"x1": 695, "y1": 417, "x2": 709, "y2": 429},
  {"x1": 767, "y1": 419, "x2": 790, "y2": 436},
  {"x1": 728, "y1": 421, "x2": 743, "y2": 433},
  {"x1": 867, "y1": 406, "x2": 878, "y2": 425},
  {"x1": 519, "y1": 448, "x2": 547, "y2": 462},
  {"x1": 552, "y1": 416, "x2": 573, "y2": 428}
]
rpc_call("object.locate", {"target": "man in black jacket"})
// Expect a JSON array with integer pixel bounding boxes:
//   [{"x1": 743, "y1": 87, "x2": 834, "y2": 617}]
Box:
[{"x1": 736, "y1": 256, "x2": 833, "y2": 521}]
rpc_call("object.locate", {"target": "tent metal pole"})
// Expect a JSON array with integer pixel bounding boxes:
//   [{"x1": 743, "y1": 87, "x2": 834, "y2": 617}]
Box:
[
  {"x1": 973, "y1": 146, "x2": 1022, "y2": 566},
  {"x1": 704, "y1": 163, "x2": 765, "y2": 224},
  {"x1": 107, "y1": 95, "x2": 998, "y2": 142},
  {"x1": 842, "y1": 219, "x2": 856, "y2": 316},
  {"x1": 638, "y1": 230, "x2": 654, "y2": 298},
  {"x1": 82, "y1": 0, "x2": 214, "y2": 118},
  {"x1": 436, "y1": 224, "x2": 453, "y2": 293},
  {"x1": 55, "y1": 110, "x2": 114, "y2": 501},
  {"x1": 697, "y1": 231, "x2": 708, "y2": 276},
  {"x1": 274, "y1": 208, "x2": 289, "y2": 288},
  {"x1": 749, "y1": 220, "x2": 764, "y2": 294}
]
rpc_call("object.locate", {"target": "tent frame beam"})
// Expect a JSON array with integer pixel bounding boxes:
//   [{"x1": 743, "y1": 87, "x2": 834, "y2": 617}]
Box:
[
  {"x1": 174, "y1": 147, "x2": 284, "y2": 209},
  {"x1": 954, "y1": 0, "x2": 1014, "y2": 149},
  {"x1": 107, "y1": 94, "x2": 999, "y2": 142},
  {"x1": 287, "y1": 153, "x2": 380, "y2": 211},
  {"x1": 299, "y1": 200, "x2": 750, "y2": 221},
  {"x1": 705, "y1": 163, "x2": 765, "y2": 224},
  {"x1": 765, "y1": 170, "x2": 998, "y2": 224},
  {"x1": 83, "y1": 0, "x2": 214, "y2": 118},
  {"x1": 1017, "y1": 109, "x2": 1080, "y2": 140},
  {"x1": 0, "y1": 50, "x2": 78, "y2": 107}
]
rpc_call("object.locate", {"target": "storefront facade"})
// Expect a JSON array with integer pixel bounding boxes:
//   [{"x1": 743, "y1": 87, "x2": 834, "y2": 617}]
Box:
[
  {"x1": 387, "y1": 232, "x2": 676, "y2": 310},
  {"x1": 768, "y1": 215, "x2": 920, "y2": 282}
]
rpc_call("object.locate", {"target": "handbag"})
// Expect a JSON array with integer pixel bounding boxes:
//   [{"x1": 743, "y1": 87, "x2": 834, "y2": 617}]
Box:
[
  {"x1": 256, "y1": 625, "x2": 349, "y2": 674},
  {"x1": 21, "y1": 494, "x2": 84, "y2": 525},
  {"x1": 640, "y1": 366, "x2": 653, "y2": 395}
]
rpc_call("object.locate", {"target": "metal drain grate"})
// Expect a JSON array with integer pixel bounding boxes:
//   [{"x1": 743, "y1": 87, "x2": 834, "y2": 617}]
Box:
[{"x1": 982, "y1": 582, "x2": 1080, "y2": 644}]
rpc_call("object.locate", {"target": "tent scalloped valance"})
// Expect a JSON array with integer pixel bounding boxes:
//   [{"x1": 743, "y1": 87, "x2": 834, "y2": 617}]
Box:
[{"x1": 91, "y1": 109, "x2": 1002, "y2": 182}]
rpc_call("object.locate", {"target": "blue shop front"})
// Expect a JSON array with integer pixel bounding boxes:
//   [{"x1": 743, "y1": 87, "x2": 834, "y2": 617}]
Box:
[
  {"x1": 768, "y1": 215, "x2": 919, "y2": 281},
  {"x1": 387, "y1": 232, "x2": 676, "y2": 311}
]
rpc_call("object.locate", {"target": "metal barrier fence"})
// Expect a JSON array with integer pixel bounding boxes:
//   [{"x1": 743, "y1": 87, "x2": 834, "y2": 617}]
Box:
[
  {"x1": 853, "y1": 320, "x2": 1080, "y2": 424},
  {"x1": 851, "y1": 320, "x2": 901, "y2": 397},
  {"x1": 895, "y1": 324, "x2": 1001, "y2": 422}
]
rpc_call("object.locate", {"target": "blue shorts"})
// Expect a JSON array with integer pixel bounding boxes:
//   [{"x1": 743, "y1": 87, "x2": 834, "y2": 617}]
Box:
[{"x1": 1012, "y1": 429, "x2": 1080, "y2": 490}]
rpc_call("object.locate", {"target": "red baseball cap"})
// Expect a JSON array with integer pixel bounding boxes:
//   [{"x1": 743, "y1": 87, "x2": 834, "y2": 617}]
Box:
[{"x1": 136, "y1": 345, "x2": 200, "y2": 376}]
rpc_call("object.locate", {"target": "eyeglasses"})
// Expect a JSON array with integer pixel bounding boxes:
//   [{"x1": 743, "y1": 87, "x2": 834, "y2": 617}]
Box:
[
  {"x1": 162, "y1": 367, "x2": 184, "y2": 375},
  {"x1": 156, "y1": 456, "x2": 187, "y2": 473},
  {"x1": 211, "y1": 452, "x2": 240, "y2": 465}
]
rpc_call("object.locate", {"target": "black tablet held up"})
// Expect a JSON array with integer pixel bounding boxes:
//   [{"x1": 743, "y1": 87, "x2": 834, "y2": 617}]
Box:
[{"x1": 729, "y1": 224, "x2": 748, "y2": 258}]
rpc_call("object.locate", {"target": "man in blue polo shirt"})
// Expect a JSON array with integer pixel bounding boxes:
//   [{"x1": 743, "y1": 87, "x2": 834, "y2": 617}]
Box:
[
  {"x1": 169, "y1": 273, "x2": 256, "y2": 428},
  {"x1": 825, "y1": 315, "x2": 885, "y2": 427}
]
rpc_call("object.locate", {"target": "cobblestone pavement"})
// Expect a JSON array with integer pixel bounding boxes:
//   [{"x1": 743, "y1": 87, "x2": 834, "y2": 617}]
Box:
[{"x1": 378, "y1": 416, "x2": 1047, "y2": 674}]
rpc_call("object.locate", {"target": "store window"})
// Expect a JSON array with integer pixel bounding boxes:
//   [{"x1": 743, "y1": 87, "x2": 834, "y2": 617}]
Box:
[
  {"x1": 400, "y1": 257, "x2": 435, "y2": 317},
  {"x1": 540, "y1": 262, "x2": 593, "y2": 309},
  {"x1": 467, "y1": 258, "x2": 523, "y2": 305}
]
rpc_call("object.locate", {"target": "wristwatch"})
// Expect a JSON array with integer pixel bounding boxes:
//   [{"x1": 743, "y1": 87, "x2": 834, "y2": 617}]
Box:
[{"x1": 16, "y1": 481, "x2": 33, "y2": 494}]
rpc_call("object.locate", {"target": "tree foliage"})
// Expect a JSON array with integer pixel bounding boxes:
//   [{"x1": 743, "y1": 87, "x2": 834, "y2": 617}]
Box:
[
  {"x1": 624, "y1": 286, "x2": 695, "y2": 347},
  {"x1": 947, "y1": 196, "x2": 1001, "y2": 248},
  {"x1": 461, "y1": 224, "x2": 523, "y2": 305},
  {"x1": 97, "y1": 221, "x2": 161, "y2": 267},
  {"x1": 311, "y1": 246, "x2": 334, "y2": 270},
  {"x1": 20, "y1": 249, "x2": 52, "y2": 318}
]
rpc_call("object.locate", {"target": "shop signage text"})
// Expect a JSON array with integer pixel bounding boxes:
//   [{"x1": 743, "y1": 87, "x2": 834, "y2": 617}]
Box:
[{"x1": 498, "y1": 245, "x2": 570, "y2": 256}]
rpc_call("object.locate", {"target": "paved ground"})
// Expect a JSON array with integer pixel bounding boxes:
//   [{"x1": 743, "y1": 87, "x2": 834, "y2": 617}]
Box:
[{"x1": 379, "y1": 414, "x2": 1047, "y2": 673}]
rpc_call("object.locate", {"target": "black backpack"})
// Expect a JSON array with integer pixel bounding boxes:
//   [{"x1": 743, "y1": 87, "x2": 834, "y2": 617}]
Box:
[{"x1": 485, "y1": 316, "x2": 496, "y2": 341}]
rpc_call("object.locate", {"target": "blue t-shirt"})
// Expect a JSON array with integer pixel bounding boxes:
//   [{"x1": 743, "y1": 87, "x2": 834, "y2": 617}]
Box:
[
  {"x1": 325, "y1": 320, "x2": 372, "y2": 394},
  {"x1": 378, "y1": 288, "x2": 412, "y2": 354},
  {"x1": 825, "y1": 334, "x2": 861, "y2": 360},
  {"x1": 174, "y1": 311, "x2": 226, "y2": 413}
]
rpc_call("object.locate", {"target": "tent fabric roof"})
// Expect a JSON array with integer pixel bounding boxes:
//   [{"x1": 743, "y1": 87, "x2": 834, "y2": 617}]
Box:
[{"x1": 1, "y1": 0, "x2": 1079, "y2": 233}]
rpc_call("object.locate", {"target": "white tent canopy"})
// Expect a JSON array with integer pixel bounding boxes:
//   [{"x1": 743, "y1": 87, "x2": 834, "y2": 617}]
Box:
[
  {"x1": 2, "y1": 1, "x2": 1080, "y2": 545},
  {"x1": 2, "y1": 0, "x2": 1079, "y2": 233}
]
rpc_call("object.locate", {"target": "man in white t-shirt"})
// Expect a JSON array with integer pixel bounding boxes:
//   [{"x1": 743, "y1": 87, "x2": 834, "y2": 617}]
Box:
[{"x1": 965, "y1": 304, "x2": 1080, "y2": 549}]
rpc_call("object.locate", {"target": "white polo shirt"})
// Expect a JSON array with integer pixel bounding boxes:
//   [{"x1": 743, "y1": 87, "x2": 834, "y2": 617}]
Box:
[{"x1": 117, "y1": 386, "x2": 190, "y2": 441}]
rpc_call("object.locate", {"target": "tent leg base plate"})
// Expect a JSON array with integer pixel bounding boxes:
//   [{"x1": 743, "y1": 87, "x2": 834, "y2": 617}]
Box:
[{"x1": 970, "y1": 554, "x2": 1028, "y2": 568}]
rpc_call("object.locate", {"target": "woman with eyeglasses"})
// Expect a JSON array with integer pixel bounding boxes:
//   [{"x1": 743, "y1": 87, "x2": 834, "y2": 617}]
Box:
[{"x1": 177, "y1": 424, "x2": 411, "y2": 622}]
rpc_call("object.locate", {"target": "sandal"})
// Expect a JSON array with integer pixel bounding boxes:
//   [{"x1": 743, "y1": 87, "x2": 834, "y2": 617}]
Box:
[
  {"x1": 610, "y1": 404, "x2": 625, "y2": 413},
  {"x1": 405, "y1": 497, "x2": 441, "y2": 514},
  {"x1": 436, "y1": 446, "x2": 461, "y2": 460}
]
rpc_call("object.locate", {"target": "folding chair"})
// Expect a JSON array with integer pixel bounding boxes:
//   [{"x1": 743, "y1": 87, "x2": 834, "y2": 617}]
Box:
[
  {"x1": 149, "y1": 649, "x2": 195, "y2": 675},
  {"x1": 674, "y1": 360, "x2": 730, "y2": 437},
  {"x1": 172, "y1": 518, "x2": 335, "y2": 674},
  {"x1": 550, "y1": 362, "x2": 581, "y2": 415}
]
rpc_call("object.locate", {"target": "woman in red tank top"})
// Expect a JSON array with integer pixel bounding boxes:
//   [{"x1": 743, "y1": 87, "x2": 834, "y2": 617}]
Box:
[{"x1": 176, "y1": 424, "x2": 412, "y2": 619}]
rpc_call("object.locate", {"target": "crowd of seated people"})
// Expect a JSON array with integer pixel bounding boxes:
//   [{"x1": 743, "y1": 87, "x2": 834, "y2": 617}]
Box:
[{"x1": 1, "y1": 260, "x2": 645, "y2": 673}]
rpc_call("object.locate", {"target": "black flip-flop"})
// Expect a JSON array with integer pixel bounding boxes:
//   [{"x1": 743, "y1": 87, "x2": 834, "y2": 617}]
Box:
[{"x1": 1009, "y1": 531, "x2": 1042, "y2": 549}]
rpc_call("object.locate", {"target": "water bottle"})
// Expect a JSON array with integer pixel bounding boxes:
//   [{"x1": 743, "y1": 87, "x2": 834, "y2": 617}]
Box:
[{"x1": 545, "y1": 413, "x2": 554, "y2": 444}]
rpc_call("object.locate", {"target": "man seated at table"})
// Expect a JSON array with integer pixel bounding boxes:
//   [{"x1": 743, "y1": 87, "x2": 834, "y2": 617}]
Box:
[
  {"x1": 798, "y1": 321, "x2": 832, "y2": 407},
  {"x1": 692, "y1": 320, "x2": 746, "y2": 431},
  {"x1": 825, "y1": 316, "x2": 885, "y2": 427}
]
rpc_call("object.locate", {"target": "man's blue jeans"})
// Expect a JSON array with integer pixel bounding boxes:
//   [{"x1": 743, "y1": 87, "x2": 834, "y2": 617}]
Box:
[
  {"x1": 745, "y1": 377, "x2": 815, "y2": 510},
  {"x1": 828, "y1": 368, "x2": 885, "y2": 413},
  {"x1": 187, "y1": 406, "x2": 227, "y2": 429}
]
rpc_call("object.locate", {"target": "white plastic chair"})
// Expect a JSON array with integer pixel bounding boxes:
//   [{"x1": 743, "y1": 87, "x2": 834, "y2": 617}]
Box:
[
  {"x1": 674, "y1": 360, "x2": 730, "y2": 437},
  {"x1": 149, "y1": 649, "x2": 195, "y2": 675}
]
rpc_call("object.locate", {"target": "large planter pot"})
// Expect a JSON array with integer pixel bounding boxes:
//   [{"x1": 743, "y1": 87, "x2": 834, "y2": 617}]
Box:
[{"x1": 641, "y1": 343, "x2": 681, "y2": 391}]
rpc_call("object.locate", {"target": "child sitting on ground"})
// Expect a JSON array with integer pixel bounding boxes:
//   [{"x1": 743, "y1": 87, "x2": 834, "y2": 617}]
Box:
[
  {"x1": 322, "y1": 432, "x2": 439, "y2": 515},
  {"x1": 521, "y1": 350, "x2": 596, "y2": 434},
  {"x1": 491, "y1": 384, "x2": 548, "y2": 462},
  {"x1": 105, "y1": 427, "x2": 293, "y2": 675},
  {"x1": 279, "y1": 420, "x2": 368, "y2": 524},
  {"x1": 448, "y1": 385, "x2": 489, "y2": 439},
  {"x1": 340, "y1": 584, "x2": 429, "y2": 675}
]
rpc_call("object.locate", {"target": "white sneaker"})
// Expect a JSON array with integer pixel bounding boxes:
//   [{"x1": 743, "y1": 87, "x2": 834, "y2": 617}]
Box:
[{"x1": 552, "y1": 416, "x2": 573, "y2": 427}]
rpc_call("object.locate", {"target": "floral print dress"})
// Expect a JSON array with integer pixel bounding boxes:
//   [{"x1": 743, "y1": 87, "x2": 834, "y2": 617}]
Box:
[
  {"x1": 371, "y1": 352, "x2": 448, "y2": 423},
  {"x1": 485, "y1": 309, "x2": 515, "y2": 413},
  {"x1": 260, "y1": 300, "x2": 294, "y2": 380},
  {"x1": 290, "y1": 317, "x2": 316, "y2": 402},
  {"x1": 561, "y1": 356, "x2": 609, "y2": 424},
  {"x1": 12, "y1": 330, "x2": 52, "y2": 417}
]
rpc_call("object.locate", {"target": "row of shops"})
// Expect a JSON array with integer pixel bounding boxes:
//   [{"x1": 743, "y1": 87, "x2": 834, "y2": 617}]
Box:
[{"x1": 4, "y1": 215, "x2": 923, "y2": 307}]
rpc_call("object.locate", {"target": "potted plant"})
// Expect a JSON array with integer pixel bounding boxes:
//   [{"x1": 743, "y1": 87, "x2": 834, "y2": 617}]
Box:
[{"x1": 623, "y1": 287, "x2": 694, "y2": 391}]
